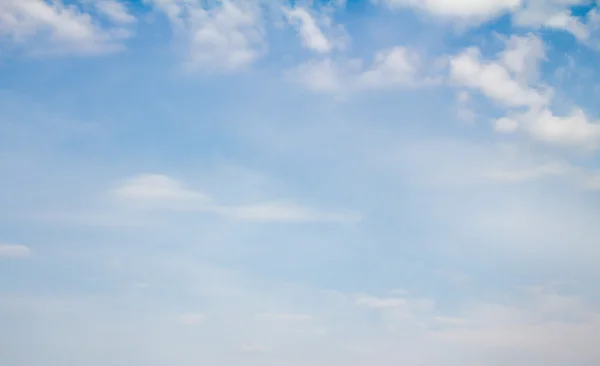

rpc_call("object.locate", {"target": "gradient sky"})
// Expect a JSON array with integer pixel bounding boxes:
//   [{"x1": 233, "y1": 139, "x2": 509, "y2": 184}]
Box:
[{"x1": 1, "y1": 1, "x2": 600, "y2": 365}]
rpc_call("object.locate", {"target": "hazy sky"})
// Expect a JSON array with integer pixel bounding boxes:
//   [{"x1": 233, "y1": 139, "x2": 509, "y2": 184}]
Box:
[{"x1": 1, "y1": 1, "x2": 600, "y2": 365}]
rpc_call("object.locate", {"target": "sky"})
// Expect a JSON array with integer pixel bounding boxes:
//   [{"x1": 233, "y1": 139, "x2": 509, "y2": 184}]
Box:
[{"x1": 1, "y1": 0, "x2": 600, "y2": 365}]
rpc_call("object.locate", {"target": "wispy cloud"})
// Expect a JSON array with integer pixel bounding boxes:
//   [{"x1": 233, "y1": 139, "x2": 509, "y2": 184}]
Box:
[
  {"x1": 110, "y1": 173, "x2": 361, "y2": 224},
  {"x1": 0, "y1": 243, "x2": 32, "y2": 258}
]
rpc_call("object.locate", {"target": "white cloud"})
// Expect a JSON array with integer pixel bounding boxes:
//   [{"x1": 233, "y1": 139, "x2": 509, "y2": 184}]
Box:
[
  {"x1": 287, "y1": 58, "x2": 353, "y2": 94},
  {"x1": 357, "y1": 47, "x2": 422, "y2": 89},
  {"x1": 213, "y1": 201, "x2": 361, "y2": 223},
  {"x1": 373, "y1": 0, "x2": 523, "y2": 23},
  {"x1": 373, "y1": 0, "x2": 599, "y2": 47},
  {"x1": 0, "y1": 243, "x2": 32, "y2": 258},
  {"x1": 110, "y1": 173, "x2": 361, "y2": 224},
  {"x1": 111, "y1": 174, "x2": 209, "y2": 201},
  {"x1": 499, "y1": 33, "x2": 546, "y2": 82},
  {"x1": 0, "y1": 0, "x2": 133, "y2": 56},
  {"x1": 449, "y1": 46, "x2": 547, "y2": 108},
  {"x1": 146, "y1": 0, "x2": 265, "y2": 72},
  {"x1": 517, "y1": 108, "x2": 600, "y2": 150},
  {"x1": 93, "y1": 0, "x2": 136, "y2": 24},
  {"x1": 494, "y1": 116, "x2": 519, "y2": 133},
  {"x1": 450, "y1": 33, "x2": 600, "y2": 150},
  {"x1": 283, "y1": 7, "x2": 333, "y2": 54},
  {"x1": 289, "y1": 46, "x2": 428, "y2": 94},
  {"x1": 512, "y1": 0, "x2": 594, "y2": 41}
]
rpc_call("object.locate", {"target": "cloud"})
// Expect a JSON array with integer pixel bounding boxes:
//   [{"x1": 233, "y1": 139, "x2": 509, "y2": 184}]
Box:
[
  {"x1": 372, "y1": 0, "x2": 598, "y2": 46},
  {"x1": 92, "y1": 0, "x2": 137, "y2": 24},
  {"x1": 512, "y1": 0, "x2": 597, "y2": 42},
  {"x1": 494, "y1": 116, "x2": 519, "y2": 132},
  {"x1": 357, "y1": 47, "x2": 423, "y2": 88},
  {"x1": 286, "y1": 58, "x2": 356, "y2": 94},
  {"x1": 372, "y1": 0, "x2": 523, "y2": 23},
  {"x1": 146, "y1": 0, "x2": 265, "y2": 72},
  {"x1": 111, "y1": 174, "x2": 209, "y2": 201},
  {"x1": 449, "y1": 33, "x2": 600, "y2": 150},
  {"x1": 0, "y1": 0, "x2": 134, "y2": 56},
  {"x1": 283, "y1": 6, "x2": 335, "y2": 54},
  {"x1": 213, "y1": 201, "x2": 361, "y2": 223},
  {"x1": 110, "y1": 173, "x2": 361, "y2": 224},
  {"x1": 288, "y1": 46, "x2": 433, "y2": 94},
  {"x1": 499, "y1": 32, "x2": 546, "y2": 82},
  {"x1": 449, "y1": 45, "x2": 547, "y2": 108},
  {"x1": 514, "y1": 107, "x2": 600, "y2": 150},
  {"x1": 0, "y1": 243, "x2": 32, "y2": 258}
]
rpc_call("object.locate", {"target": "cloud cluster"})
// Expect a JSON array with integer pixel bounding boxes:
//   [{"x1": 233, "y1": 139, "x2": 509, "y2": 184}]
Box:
[
  {"x1": 0, "y1": 0, "x2": 135, "y2": 56},
  {"x1": 449, "y1": 33, "x2": 600, "y2": 150},
  {"x1": 373, "y1": 0, "x2": 600, "y2": 44}
]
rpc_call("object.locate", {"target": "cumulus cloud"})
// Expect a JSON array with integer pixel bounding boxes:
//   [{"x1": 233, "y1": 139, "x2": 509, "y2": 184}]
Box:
[
  {"x1": 0, "y1": 0, "x2": 134, "y2": 56},
  {"x1": 516, "y1": 107, "x2": 600, "y2": 149},
  {"x1": 449, "y1": 33, "x2": 600, "y2": 150},
  {"x1": 288, "y1": 46, "x2": 432, "y2": 94},
  {"x1": 283, "y1": 6, "x2": 336, "y2": 54},
  {"x1": 499, "y1": 32, "x2": 546, "y2": 82},
  {"x1": 449, "y1": 45, "x2": 547, "y2": 108},
  {"x1": 146, "y1": 0, "x2": 265, "y2": 72}
]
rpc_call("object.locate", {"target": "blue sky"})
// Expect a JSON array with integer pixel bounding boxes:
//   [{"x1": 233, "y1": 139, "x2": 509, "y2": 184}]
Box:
[{"x1": 1, "y1": 1, "x2": 600, "y2": 365}]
